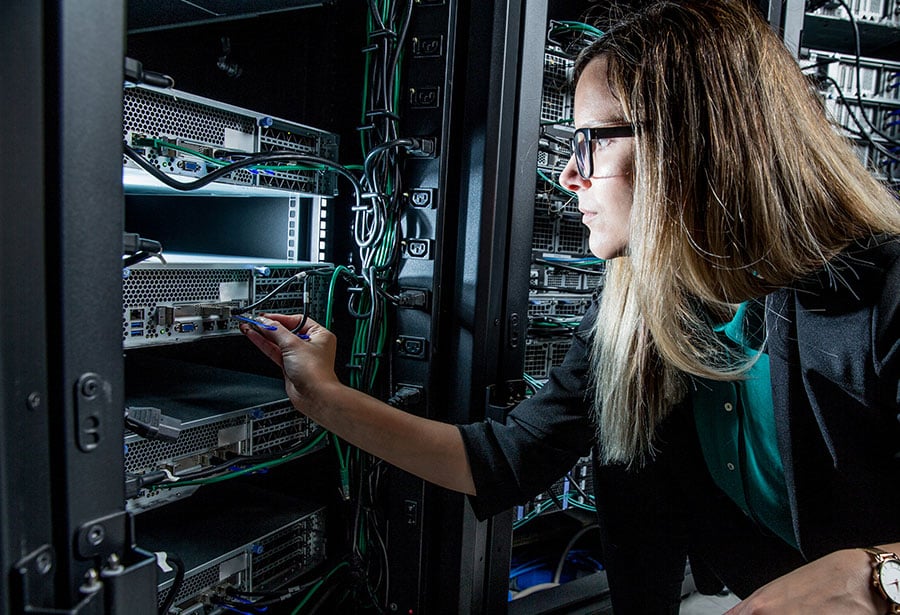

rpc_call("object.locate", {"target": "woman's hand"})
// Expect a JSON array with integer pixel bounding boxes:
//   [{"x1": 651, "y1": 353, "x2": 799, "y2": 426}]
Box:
[
  {"x1": 239, "y1": 312, "x2": 476, "y2": 494},
  {"x1": 725, "y1": 548, "x2": 884, "y2": 614},
  {"x1": 239, "y1": 313, "x2": 337, "y2": 408}
]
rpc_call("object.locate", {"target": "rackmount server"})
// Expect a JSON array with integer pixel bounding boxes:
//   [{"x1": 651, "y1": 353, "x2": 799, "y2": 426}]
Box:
[
  {"x1": 122, "y1": 255, "x2": 330, "y2": 349},
  {"x1": 123, "y1": 85, "x2": 339, "y2": 196},
  {"x1": 137, "y1": 482, "x2": 327, "y2": 614},
  {"x1": 124, "y1": 356, "x2": 325, "y2": 513}
]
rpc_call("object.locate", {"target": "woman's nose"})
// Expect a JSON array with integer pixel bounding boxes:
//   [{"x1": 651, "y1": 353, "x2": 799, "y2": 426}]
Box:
[{"x1": 559, "y1": 153, "x2": 589, "y2": 192}]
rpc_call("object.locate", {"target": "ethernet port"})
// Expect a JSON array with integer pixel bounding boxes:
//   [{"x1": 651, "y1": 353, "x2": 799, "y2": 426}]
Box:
[{"x1": 130, "y1": 309, "x2": 145, "y2": 320}]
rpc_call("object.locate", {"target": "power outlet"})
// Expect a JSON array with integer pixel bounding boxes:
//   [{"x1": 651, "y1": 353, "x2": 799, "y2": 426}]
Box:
[
  {"x1": 409, "y1": 86, "x2": 440, "y2": 109},
  {"x1": 402, "y1": 238, "x2": 433, "y2": 259},
  {"x1": 408, "y1": 187, "x2": 436, "y2": 208},
  {"x1": 396, "y1": 335, "x2": 428, "y2": 359},
  {"x1": 412, "y1": 35, "x2": 443, "y2": 58}
]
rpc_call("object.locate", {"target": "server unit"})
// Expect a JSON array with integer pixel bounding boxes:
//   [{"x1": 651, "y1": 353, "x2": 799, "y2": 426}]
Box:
[{"x1": 137, "y1": 483, "x2": 328, "y2": 614}]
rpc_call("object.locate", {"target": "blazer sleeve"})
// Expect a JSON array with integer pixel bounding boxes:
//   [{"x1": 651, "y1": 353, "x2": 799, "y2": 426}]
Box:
[{"x1": 457, "y1": 302, "x2": 597, "y2": 520}]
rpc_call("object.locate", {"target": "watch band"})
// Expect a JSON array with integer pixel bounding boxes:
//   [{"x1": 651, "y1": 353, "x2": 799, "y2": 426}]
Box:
[{"x1": 863, "y1": 547, "x2": 900, "y2": 614}]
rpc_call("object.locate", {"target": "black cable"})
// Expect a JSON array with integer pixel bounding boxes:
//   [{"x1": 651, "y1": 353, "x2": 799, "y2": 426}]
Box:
[
  {"x1": 232, "y1": 272, "x2": 305, "y2": 316},
  {"x1": 123, "y1": 232, "x2": 164, "y2": 267},
  {"x1": 306, "y1": 579, "x2": 345, "y2": 615},
  {"x1": 159, "y1": 553, "x2": 185, "y2": 615},
  {"x1": 546, "y1": 488, "x2": 565, "y2": 511},
  {"x1": 363, "y1": 138, "x2": 414, "y2": 190},
  {"x1": 533, "y1": 257, "x2": 606, "y2": 276},
  {"x1": 291, "y1": 274, "x2": 312, "y2": 334},
  {"x1": 360, "y1": 269, "x2": 381, "y2": 392},
  {"x1": 530, "y1": 284, "x2": 596, "y2": 294},
  {"x1": 124, "y1": 57, "x2": 175, "y2": 89},
  {"x1": 219, "y1": 583, "x2": 310, "y2": 608},
  {"x1": 386, "y1": 0, "x2": 413, "y2": 108},
  {"x1": 832, "y1": 0, "x2": 900, "y2": 148},
  {"x1": 566, "y1": 472, "x2": 593, "y2": 502},
  {"x1": 819, "y1": 75, "x2": 900, "y2": 164},
  {"x1": 346, "y1": 288, "x2": 373, "y2": 319},
  {"x1": 800, "y1": 55, "x2": 838, "y2": 73},
  {"x1": 123, "y1": 143, "x2": 365, "y2": 207}
]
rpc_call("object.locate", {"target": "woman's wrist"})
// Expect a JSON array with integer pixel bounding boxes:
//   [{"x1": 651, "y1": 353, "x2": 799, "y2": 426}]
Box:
[{"x1": 862, "y1": 545, "x2": 900, "y2": 614}]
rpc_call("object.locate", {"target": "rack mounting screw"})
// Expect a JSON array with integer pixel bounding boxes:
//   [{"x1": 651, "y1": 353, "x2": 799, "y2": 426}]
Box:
[
  {"x1": 35, "y1": 552, "x2": 52, "y2": 575},
  {"x1": 26, "y1": 392, "x2": 41, "y2": 411},
  {"x1": 86, "y1": 524, "x2": 105, "y2": 547}
]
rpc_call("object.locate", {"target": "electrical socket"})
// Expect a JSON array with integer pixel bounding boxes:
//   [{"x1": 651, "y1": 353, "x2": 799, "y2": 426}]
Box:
[{"x1": 402, "y1": 238, "x2": 433, "y2": 259}]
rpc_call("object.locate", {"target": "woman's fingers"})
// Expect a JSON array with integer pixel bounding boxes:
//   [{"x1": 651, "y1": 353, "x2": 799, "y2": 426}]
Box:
[{"x1": 239, "y1": 324, "x2": 286, "y2": 368}]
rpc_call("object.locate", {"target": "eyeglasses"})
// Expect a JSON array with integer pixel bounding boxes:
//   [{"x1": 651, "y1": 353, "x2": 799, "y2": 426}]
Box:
[{"x1": 572, "y1": 125, "x2": 635, "y2": 180}]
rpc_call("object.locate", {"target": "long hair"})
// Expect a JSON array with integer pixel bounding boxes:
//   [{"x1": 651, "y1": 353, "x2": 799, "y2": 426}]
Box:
[{"x1": 583, "y1": 0, "x2": 900, "y2": 465}]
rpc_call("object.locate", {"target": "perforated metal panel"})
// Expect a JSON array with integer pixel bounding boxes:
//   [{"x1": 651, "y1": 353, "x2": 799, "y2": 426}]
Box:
[
  {"x1": 123, "y1": 267, "x2": 248, "y2": 307},
  {"x1": 556, "y1": 216, "x2": 587, "y2": 255},
  {"x1": 541, "y1": 50, "x2": 574, "y2": 123},
  {"x1": 122, "y1": 260, "x2": 330, "y2": 348},
  {"x1": 123, "y1": 86, "x2": 339, "y2": 195},
  {"x1": 125, "y1": 415, "x2": 246, "y2": 474},
  {"x1": 531, "y1": 215, "x2": 556, "y2": 252},
  {"x1": 524, "y1": 338, "x2": 552, "y2": 379},
  {"x1": 158, "y1": 565, "x2": 224, "y2": 610},
  {"x1": 124, "y1": 87, "x2": 255, "y2": 147}
]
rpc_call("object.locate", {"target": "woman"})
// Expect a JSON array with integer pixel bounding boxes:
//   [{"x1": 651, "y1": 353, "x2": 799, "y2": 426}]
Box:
[{"x1": 242, "y1": 0, "x2": 900, "y2": 612}]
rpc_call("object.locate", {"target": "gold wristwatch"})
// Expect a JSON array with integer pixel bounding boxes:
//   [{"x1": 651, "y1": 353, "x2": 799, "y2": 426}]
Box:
[{"x1": 863, "y1": 547, "x2": 900, "y2": 614}]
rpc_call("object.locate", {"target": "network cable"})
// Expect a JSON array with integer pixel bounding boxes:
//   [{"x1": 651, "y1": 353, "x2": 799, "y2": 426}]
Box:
[{"x1": 831, "y1": 0, "x2": 900, "y2": 149}]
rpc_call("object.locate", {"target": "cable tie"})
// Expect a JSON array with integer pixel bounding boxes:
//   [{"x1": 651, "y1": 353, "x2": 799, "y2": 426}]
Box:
[
  {"x1": 364, "y1": 109, "x2": 401, "y2": 121},
  {"x1": 367, "y1": 28, "x2": 398, "y2": 40}
]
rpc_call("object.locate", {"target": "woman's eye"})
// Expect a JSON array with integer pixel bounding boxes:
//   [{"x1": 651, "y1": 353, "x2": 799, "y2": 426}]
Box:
[{"x1": 594, "y1": 138, "x2": 612, "y2": 150}]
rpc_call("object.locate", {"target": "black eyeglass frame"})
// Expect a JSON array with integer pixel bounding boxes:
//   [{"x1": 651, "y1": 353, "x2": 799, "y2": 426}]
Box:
[{"x1": 572, "y1": 125, "x2": 636, "y2": 179}]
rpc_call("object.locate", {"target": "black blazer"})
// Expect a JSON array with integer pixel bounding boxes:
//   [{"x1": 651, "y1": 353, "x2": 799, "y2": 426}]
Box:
[{"x1": 459, "y1": 236, "x2": 900, "y2": 559}]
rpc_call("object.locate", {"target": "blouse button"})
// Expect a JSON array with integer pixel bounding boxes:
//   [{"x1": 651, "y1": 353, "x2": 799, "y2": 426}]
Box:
[
  {"x1": 724, "y1": 402, "x2": 733, "y2": 412},
  {"x1": 726, "y1": 462, "x2": 735, "y2": 471}
]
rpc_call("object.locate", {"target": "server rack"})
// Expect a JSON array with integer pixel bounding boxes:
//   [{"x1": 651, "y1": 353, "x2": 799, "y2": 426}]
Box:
[
  {"x1": 2, "y1": 1, "x2": 160, "y2": 613},
  {"x1": 1, "y1": 0, "x2": 551, "y2": 613}
]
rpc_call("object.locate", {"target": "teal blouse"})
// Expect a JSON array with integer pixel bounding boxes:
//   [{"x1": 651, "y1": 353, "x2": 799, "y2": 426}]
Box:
[{"x1": 692, "y1": 302, "x2": 797, "y2": 549}]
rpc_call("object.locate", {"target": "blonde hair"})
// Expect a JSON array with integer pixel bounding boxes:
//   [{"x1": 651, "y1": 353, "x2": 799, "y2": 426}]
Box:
[{"x1": 582, "y1": 0, "x2": 900, "y2": 465}]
